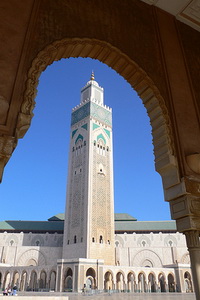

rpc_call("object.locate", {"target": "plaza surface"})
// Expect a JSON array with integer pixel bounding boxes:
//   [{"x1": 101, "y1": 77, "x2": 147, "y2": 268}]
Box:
[{"x1": 0, "y1": 292, "x2": 195, "y2": 300}]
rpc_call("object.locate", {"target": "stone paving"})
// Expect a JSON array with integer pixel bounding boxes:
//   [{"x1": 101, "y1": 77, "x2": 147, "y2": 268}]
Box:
[{"x1": 1, "y1": 292, "x2": 195, "y2": 300}]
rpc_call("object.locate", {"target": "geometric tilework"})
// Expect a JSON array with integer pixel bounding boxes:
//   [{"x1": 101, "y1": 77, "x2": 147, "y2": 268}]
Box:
[
  {"x1": 93, "y1": 123, "x2": 100, "y2": 130},
  {"x1": 71, "y1": 102, "x2": 112, "y2": 126},
  {"x1": 75, "y1": 134, "x2": 83, "y2": 144},
  {"x1": 97, "y1": 133, "x2": 106, "y2": 144},
  {"x1": 81, "y1": 123, "x2": 88, "y2": 130},
  {"x1": 103, "y1": 128, "x2": 110, "y2": 138},
  {"x1": 72, "y1": 129, "x2": 78, "y2": 138}
]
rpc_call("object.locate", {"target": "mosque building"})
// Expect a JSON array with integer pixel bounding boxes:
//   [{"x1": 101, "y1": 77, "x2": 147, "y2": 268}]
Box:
[{"x1": 0, "y1": 75, "x2": 193, "y2": 294}]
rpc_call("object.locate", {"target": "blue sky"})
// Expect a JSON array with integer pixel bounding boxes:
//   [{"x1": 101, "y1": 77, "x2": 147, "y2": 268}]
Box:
[{"x1": 0, "y1": 58, "x2": 171, "y2": 221}]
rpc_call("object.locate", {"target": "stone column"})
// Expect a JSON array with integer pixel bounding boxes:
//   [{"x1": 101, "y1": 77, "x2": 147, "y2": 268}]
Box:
[{"x1": 185, "y1": 230, "x2": 200, "y2": 299}]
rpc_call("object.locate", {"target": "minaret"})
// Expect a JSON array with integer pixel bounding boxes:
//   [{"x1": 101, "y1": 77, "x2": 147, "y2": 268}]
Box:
[{"x1": 62, "y1": 73, "x2": 115, "y2": 265}]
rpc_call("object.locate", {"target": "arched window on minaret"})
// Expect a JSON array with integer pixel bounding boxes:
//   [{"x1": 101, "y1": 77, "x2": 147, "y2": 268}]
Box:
[
  {"x1": 97, "y1": 139, "x2": 106, "y2": 156},
  {"x1": 99, "y1": 235, "x2": 103, "y2": 244},
  {"x1": 74, "y1": 236, "x2": 77, "y2": 244},
  {"x1": 75, "y1": 139, "x2": 83, "y2": 156}
]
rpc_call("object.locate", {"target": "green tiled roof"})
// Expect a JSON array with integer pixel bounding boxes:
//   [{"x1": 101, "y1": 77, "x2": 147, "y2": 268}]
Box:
[
  {"x1": 0, "y1": 220, "x2": 64, "y2": 232},
  {"x1": 48, "y1": 213, "x2": 65, "y2": 221},
  {"x1": 0, "y1": 213, "x2": 176, "y2": 233},
  {"x1": 115, "y1": 220, "x2": 177, "y2": 232},
  {"x1": 114, "y1": 213, "x2": 137, "y2": 221}
]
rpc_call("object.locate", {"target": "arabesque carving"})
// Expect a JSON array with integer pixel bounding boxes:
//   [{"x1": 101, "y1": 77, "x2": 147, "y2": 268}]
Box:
[
  {"x1": 17, "y1": 38, "x2": 178, "y2": 190},
  {"x1": 0, "y1": 135, "x2": 16, "y2": 181}
]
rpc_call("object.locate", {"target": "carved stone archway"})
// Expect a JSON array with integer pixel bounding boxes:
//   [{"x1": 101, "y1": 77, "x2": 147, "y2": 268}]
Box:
[{"x1": 16, "y1": 38, "x2": 179, "y2": 194}]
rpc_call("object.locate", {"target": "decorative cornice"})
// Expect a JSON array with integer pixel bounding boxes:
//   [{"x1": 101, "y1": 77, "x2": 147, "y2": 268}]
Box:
[
  {"x1": 185, "y1": 230, "x2": 200, "y2": 248},
  {"x1": 0, "y1": 135, "x2": 16, "y2": 181}
]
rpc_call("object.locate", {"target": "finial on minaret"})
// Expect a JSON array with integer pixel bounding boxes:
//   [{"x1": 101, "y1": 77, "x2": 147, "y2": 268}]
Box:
[{"x1": 91, "y1": 71, "x2": 95, "y2": 81}]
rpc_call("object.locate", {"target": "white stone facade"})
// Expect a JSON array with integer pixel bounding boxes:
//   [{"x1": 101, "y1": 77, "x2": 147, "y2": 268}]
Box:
[{"x1": 0, "y1": 229, "x2": 193, "y2": 293}]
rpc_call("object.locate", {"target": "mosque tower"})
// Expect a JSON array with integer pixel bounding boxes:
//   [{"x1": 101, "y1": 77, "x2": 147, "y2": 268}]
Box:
[{"x1": 62, "y1": 73, "x2": 115, "y2": 266}]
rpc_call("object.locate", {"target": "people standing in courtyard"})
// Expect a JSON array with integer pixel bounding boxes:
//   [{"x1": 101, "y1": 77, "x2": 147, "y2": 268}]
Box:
[{"x1": 12, "y1": 284, "x2": 17, "y2": 296}]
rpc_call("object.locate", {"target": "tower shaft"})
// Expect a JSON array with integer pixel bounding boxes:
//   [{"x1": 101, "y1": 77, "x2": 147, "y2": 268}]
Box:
[{"x1": 63, "y1": 76, "x2": 115, "y2": 265}]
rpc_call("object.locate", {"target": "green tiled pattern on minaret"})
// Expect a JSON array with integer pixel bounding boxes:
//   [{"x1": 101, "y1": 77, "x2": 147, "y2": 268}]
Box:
[
  {"x1": 71, "y1": 102, "x2": 90, "y2": 126},
  {"x1": 75, "y1": 134, "x2": 83, "y2": 144},
  {"x1": 71, "y1": 102, "x2": 111, "y2": 126},
  {"x1": 93, "y1": 123, "x2": 100, "y2": 130},
  {"x1": 97, "y1": 133, "x2": 106, "y2": 144},
  {"x1": 72, "y1": 129, "x2": 78, "y2": 138},
  {"x1": 91, "y1": 102, "x2": 112, "y2": 126},
  {"x1": 81, "y1": 123, "x2": 88, "y2": 130},
  {"x1": 103, "y1": 128, "x2": 110, "y2": 138}
]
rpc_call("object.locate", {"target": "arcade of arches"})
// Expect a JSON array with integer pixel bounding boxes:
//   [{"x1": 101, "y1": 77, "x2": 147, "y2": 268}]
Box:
[
  {"x1": 0, "y1": 1, "x2": 200, "y2": 298},
  {"x1": 0, "y1": 266, "x2": 193, "y2": 294}
]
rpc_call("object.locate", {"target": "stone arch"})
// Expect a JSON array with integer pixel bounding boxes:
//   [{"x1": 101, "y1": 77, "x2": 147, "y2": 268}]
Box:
[
  {"x1": 164, "y1": 235, "x2": 177, "y2": 247},
  {"x1": 138, "y1": 272, "x2": 147, "y2": 293},
  {"x1": 17, "y1": 249, "x2": 46, "y2": 266},
  {"x1": 167, "y1": 273, "x2": 175, "y2": 292},
  {"x1": 181, "y1": 252, "x2": 190, "y2": 264},
  {"x1": 12, "y1": 271, "x2": 20, "y2": 287},
  {"x1": 6, "y1": 234, "x2": 18, "y2": 246},
  {"x1": 39, "y1": 270, "x2": 47, "y2": 289},
  {"x1": 86, "y1": 267, "x2": 96, "y2": 289},
  {"x1": 116, "y1": 271, "x2": 125, "y2": 291},
  {"x1": 63, "y1": 268, "x2": 73, "y2": 292},
  {"x1": 3, "y1": 272, "x2": 11, "y2": 289},
  {"x1": 137, "y1": 235, "x2": 151, "y2": 247},
  {"x1": 127, "y1": 271, "x2": 136, "y2": 292},
  {"x1": 115, "y1": 235, "x2": 125, "y2": 247},
  {"x1": 158, "y1": 272, "x2": 166, "y2": 292},
  {"x1": 104, "y1": 270, "x2": 114, "y2": 290},
  {"x1": 20, "y1": 270, "x2": 28, "y2": 291},
  {"x1": 49, "y1": 270, "x2": 56, "y2": 291},
  {"x1": 184, "y1": 271, "x2": 193, "y2": 293},
  {"x1": 17, "y1": 38, "x2": 178, "y2": 193},
  {"x1": 29, "y1": 270, "x2": 37, "y2": 291},
  {"x1": 31, "y1": 235, "x2": 44, "y2": 247},
  {"x1": 132, "y1": 249, "x2": 162, "y2": 267},
  {"x1": 148, "y1": 272, "x2": 156, "y2": 292}
]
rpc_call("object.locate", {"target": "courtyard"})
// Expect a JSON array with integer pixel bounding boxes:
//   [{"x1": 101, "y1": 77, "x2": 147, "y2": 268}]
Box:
[{"x1": 1, "y1": 291, "x2": 195, "y2": 300}]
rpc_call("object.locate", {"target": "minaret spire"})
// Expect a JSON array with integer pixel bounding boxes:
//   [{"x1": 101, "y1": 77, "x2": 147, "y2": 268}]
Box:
[{"x1": 90, "y1": 71, "x2": 95, "y2": 81}]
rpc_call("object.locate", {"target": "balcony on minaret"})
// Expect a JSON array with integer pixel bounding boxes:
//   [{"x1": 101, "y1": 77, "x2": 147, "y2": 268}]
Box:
[{"x1": 80, "y1": 72, "x2": 104, "y2": 105}]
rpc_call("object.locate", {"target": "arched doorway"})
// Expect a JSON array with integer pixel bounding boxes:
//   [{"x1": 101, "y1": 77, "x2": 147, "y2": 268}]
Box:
[
  {"x1": 12, "y1": 271, "x2": 19, "y2": 288},
  {"x1": 138, "y1": 272, "x2": 146, "y2": 293},
  {"x1": 158, "y1": 273, "x2": 166, "y2": 292},
  {"x1": 116, "y1": 272, "x2": 125, "y2": 291},
  {"x1": 168, "y1": 273, "x2": 175, "y2": 292},
  {"x1": 49, "y1": 271, "x2": 56, "y2": 291},
  {"x1": 104, "y1": 271, "x2": 113, "y2": 291},
  {"x1": 184, "y1": 272, "x2": 193, "y2": 293},
  {"x1": 86, "y1": 268, "x2": 96, "y2": 290},
  {"x1": 20, "y1": 271, "x2": 28, "y2": 291},
  {"x1": 39, "y1": 270, "x2": 46, "y2": 289},
  {"x1": 29, "y1": 270, "x2": 37, "y2": 291},
  {"x1": 127, "y1": 272, "x2": 135, "y2": 292},
  {"x1": 3, "y1": 272, "x2": 11, "y2": 290},
  {"x1": 148, "y1": 273, "x2": 156, "y2": 293},
  {"x1": 64, "y1": 268, "x2": 73, "y2": 292}
]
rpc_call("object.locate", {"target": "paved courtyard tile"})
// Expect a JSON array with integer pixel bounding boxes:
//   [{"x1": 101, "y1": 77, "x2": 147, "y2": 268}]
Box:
[
  {"x1": 7, "y1": 292, "x2": 196, "y2": 300},
  {"x1": 69, "y1": 293, "x2": 196, "y2": 300}
]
